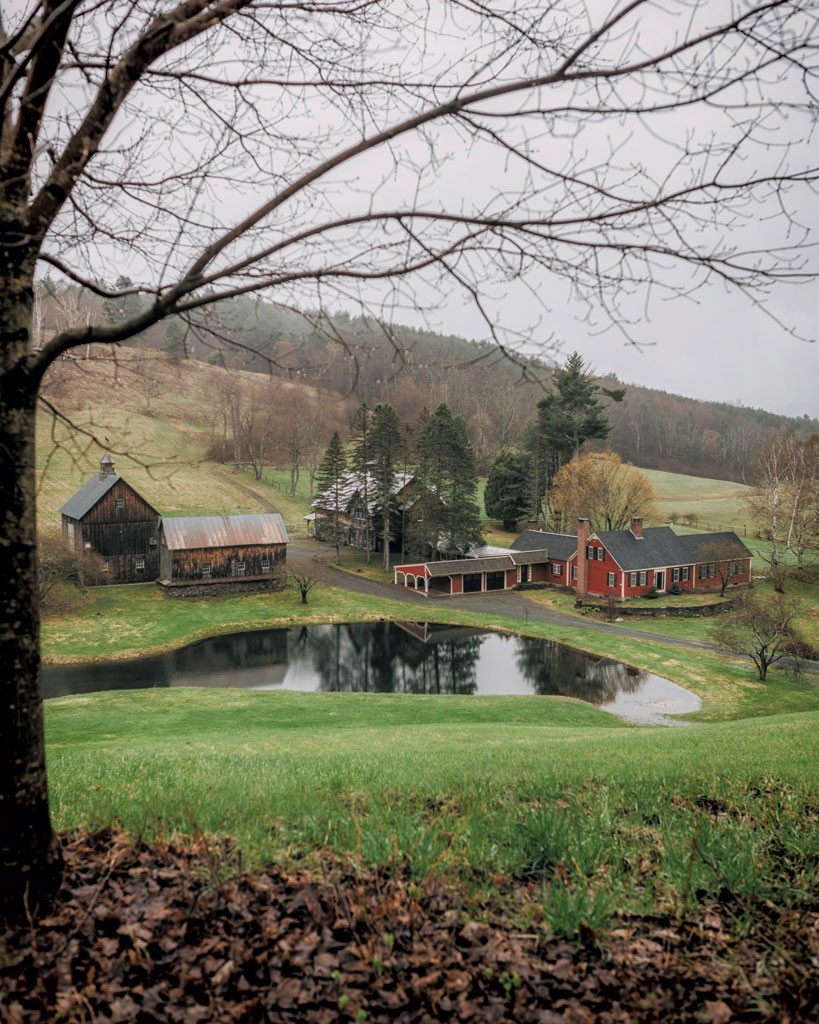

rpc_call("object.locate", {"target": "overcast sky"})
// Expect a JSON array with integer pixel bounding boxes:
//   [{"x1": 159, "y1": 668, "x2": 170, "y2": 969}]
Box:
[
  {"x1": 34, "y1": 1, "x2": 818, "y2": 422},
  {"x1": 416, "y1": 273, "x2": 819, "y2": 420}
]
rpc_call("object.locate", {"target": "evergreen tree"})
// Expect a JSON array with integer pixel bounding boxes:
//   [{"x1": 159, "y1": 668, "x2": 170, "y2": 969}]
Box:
[
  {"x1": 349, "y1": 403, "x2": 372, "y2": 560},
  {"x1": 315, "y1": 432, "x2": 347, "y2": 564},
  {"x1": 411, "y1": 404, "x2": 482, "y2": 558},
  {"x1": 527, "y1": 352, "x2": 625, "y2": 524},
  {"x1": 543, "y1": 352, "x2": 625, "y2": 460},
  {"x1": 484, "y1": 450, "x2": 530, "y2": 530},
  {"x1": 369, "y1": 404, "x2": 405, "y2": 569},
  {"x1": 163, "y1": 317, "x2": 189, "y2": 361}
]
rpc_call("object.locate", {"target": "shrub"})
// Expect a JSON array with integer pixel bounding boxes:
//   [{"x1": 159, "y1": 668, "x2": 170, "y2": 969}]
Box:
[
  {"x1": 669, "y1": 582, "x2": 682, "y2": 596},
  {"x1": 645, "y1": 586, "x2": 659, "y2": 599}
]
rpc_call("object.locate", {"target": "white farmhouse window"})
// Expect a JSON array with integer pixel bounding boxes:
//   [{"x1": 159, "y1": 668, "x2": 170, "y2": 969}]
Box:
[
  {"x1": 607, "y1": 572, "x2": 616, "y2": 587},
  {"x1": 552, "y1": 563, "x2": 562, "y2": 575},
  {"x1": 262, "y1": 559, "x2": 271, "y2": 572}
]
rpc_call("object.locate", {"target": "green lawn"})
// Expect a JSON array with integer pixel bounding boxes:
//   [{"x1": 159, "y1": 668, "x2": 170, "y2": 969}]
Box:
[
  {"x1": 45, "y1": 689, "x2": 819, "y2": 932},
  {"x1": 641, "y1": 468, "x2": 752, "y2": 531}
]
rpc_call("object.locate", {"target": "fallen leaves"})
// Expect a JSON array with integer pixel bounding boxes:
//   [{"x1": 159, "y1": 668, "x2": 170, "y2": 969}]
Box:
[{"x1": 0, "y1": 829, "x2": 816, "y2": 1022}]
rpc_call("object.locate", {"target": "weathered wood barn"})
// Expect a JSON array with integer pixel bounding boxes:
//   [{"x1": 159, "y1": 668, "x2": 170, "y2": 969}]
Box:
[
  {"x1": 59, "y1": 454, "x2": 161, "y2": 583},
  {"x1": 158, "y1": 513, "x2": 289, "y2": 588}
]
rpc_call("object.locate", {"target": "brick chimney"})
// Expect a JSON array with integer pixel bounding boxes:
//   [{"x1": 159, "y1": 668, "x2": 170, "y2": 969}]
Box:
[
  {"x1": 576, "y1": 518, "x2": 589, "y2": 597},
  {"x1": 99, "y1": 452, "x2": 116, "y2": 479},
  {"x1": 630, "y1": 517, "x2": 643, "y2": 540}
]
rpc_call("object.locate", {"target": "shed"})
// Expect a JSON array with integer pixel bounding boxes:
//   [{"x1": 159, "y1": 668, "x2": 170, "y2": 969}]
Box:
[
  {"x1": 59, "y1": 454, "x2": 161, "y2": 583},
  {"x1": 159, "y1": 513, "x2": 289, "y2": 585}
]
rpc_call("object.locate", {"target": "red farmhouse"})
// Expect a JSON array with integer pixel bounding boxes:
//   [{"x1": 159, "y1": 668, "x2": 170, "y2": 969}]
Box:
[{"x1": 394, "y1": 517, "x2": 752, "y2": 599}]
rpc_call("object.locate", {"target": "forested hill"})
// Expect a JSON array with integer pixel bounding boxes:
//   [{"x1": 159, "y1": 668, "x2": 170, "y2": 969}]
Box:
[{"x1": 39, "y1": 283, "x2": 818, "y2": 481}]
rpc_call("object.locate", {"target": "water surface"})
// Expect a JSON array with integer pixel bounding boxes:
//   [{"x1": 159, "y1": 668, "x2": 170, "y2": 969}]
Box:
[{"x1": 44, "y1": 621, "x2": 699, "y2": 725}]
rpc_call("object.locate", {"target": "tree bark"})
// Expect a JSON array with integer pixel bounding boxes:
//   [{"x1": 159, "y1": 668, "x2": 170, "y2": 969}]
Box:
[{"x1": 0, "y1": 264, "x2": 62, "y2": 919}]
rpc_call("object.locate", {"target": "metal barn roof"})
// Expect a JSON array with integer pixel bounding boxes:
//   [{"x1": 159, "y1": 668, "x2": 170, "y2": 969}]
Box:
[{"x1": 161, "y1": 513, "x2": 289, "y2": 551}]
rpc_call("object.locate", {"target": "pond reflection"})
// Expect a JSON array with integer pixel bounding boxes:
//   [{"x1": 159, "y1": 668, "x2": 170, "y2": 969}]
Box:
[{"x1": 43, "y1": 621, "x2": 699, "y2": 725}]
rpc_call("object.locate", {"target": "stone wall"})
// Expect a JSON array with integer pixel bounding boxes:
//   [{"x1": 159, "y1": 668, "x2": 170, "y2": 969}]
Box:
[{"x1": 157, "y1": 576, "x2": 285, "y2": 599}]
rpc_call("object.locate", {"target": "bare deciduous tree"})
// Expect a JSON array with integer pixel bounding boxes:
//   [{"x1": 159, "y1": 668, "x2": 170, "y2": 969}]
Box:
[
  {"x1": 1, "y1": 0, "x2": 817, "y2": 917},
  {"x1": 745, "y1": 431, "x2": 819, "y2": 588},
  {"x1": 288, "y1": 570, "x2": 320, "y2": 605},
  {"x1": 711, "y1": 591, "x2": 811, "y2": 681}
]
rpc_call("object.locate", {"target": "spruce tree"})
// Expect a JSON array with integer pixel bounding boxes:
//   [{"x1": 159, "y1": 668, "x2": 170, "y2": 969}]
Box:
[
  {"x1": 315, "y1": 432, "x2": 347, "y2": 564},
  {"x1": 484, "y1": 450, "x2": 530, "y2": 530},
  {"x1": 369, "y1": 404, "x2": 405, "y2": 569},
  {"x1": 349, "y1": 403, "x2": 372, "y2": 560},
  {"x1": 527, "y1": 352, "x2": 625, "y2": 525},
  {"x1": 412, "y1": 404, "x2": 482, "y2": 558}
]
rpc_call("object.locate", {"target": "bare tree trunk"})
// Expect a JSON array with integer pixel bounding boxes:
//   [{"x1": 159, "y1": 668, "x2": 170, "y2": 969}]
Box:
[{"x1": 0, "y1": 275, "x2": 61, "y2": 918}]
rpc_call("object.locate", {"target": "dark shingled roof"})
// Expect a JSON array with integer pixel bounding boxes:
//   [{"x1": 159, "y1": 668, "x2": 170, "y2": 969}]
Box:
[
  {"x1": 512, "y1": 526, "x2": 751, "y2": 572},
  {"x1": 424, "y1": 550, "x2": 551, "y2": 577},
  {"x1": 426, "y1": 555, "x2": 514, "y2": 577},
  {"x1": 59, "y1": 474, "x2": 121, "y2": 520},
  {"x1": 161, "y1": 513, "x2": 289, "y2": 551},
  {"x1": 512, "y1": 530, "x2": 575, "y2": 561},
  {"x1": 595, "y1": 526, "x2": 750, "y2": 571}
]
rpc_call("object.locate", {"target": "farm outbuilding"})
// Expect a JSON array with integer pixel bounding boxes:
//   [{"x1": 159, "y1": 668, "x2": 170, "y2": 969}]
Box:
[
  {"x1": 394, "y1": 549, "x2": 550, "y2": 596},
  {"x1": 158, "y1": 513, "x2": 289, "y2": 589},
  {"x1": 59, "y1": 454, "x2": 161, "y2": 584}
]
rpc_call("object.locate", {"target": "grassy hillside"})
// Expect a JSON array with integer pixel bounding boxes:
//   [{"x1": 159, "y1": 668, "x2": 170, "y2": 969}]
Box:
[
  {"x1": 642, "y1": 468, "x2": 753, "y2": 532},
  {"x1": 45, "y1": 688, "x2": 819, "y2": 932},
  {"x1": 38, "y1": 351, "x2": 804, "y2": 560},
  {"x1": 36, "y1": 351, "x2": 335, "y2": 533}
]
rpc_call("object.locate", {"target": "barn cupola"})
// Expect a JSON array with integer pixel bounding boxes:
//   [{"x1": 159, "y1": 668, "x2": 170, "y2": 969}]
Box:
[{"x1": 99, "y1": 452, "x2": 116, "y2": 479}]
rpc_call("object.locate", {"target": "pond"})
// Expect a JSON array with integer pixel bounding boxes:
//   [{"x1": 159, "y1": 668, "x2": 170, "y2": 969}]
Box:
[{"x1": 43, "y1": 621, "x2": 699, "y2": 726}]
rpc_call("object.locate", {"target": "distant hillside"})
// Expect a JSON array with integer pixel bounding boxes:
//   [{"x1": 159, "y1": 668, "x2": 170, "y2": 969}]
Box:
[
  {"x1": 36, "y1": 350, "x2": 352, "y2": 534},
  {"x1": 123, "y1": 293, "x2": 815, "y2": 482},
  {"x1": 36, "y1": 282, "x2": 818, "y2": 484}
]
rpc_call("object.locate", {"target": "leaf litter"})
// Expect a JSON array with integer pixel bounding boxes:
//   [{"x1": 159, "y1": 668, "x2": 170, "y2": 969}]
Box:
[{"x1": 1, "y1": 829, "x2": 816, "y2": 1022}]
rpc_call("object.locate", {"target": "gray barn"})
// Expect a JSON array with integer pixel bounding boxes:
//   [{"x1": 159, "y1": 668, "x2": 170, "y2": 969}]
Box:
[{"x1": 59, "y1": 454, "x2": 160, "y2": 583}]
